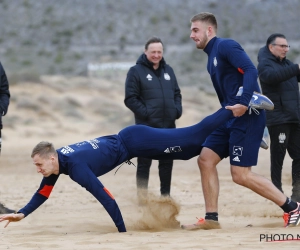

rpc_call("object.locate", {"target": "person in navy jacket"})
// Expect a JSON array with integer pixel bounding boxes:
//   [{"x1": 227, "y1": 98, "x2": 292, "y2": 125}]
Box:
[
  {"x1": 0, "y1": 108, "x2": 233, "y2": 232},
  {"x1": 181, "y1": 12, "x2": 300, "y2": 230}
]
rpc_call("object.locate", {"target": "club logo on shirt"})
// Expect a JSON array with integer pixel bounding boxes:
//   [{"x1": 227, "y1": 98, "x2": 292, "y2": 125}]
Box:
[
  {"x1": 213, "y1": 57, "x2": 217, "y2": 67},
  {"x1": 164, "y1": 73, "x2": 171, "y2": 80},
  {"x1": 233, "y1": 146, "x2": 243, "y2": 156},
  {"x1": 146, "y1": 74, "x2": 152, "y2": 81},
  {"x1": 279, "y1": 133, "x2": 286, "y2": 143}
]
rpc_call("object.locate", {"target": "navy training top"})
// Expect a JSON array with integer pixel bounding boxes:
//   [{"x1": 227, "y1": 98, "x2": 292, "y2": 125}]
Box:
[
  {"x1": 18, "y1": 135, "x2": 129, "y2": 232},
  {"x1": 204, "y1": 37, "x2": 261, "y2": 108}
]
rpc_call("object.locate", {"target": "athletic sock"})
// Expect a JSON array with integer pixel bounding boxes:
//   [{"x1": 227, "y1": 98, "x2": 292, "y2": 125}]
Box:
[
  {"x1": 205, "y1": 212, "x2": 218, "y2": 221},
  {"x1": 280, "y1": 197, "x2": 298, "y2": 213}
]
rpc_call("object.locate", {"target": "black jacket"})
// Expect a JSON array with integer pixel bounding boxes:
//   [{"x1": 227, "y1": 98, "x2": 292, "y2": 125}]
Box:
[
  {"x1": 124, "y1": 54, "x2": 182, "y2": 128},
  {"x1": 257, "y1": 46, "x2": 300, "y2": 126},
  {"x1": 0, "y1": 62, "x2": 10, "y2": 129}
]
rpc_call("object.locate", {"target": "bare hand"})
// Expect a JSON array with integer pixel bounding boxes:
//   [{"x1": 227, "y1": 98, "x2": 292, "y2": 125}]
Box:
[
  {"x1": 225, "y1": 104, "x2": 248, "y2": 117},
  {"x1": 0, "y1": 213, "x2": 25, "y2": 228}
]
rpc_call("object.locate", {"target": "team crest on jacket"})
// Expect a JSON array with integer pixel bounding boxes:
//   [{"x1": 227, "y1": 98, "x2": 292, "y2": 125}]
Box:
[
  {"x1": 213, "y1": 57, "x2": 217, "y2": 67},
  {"x1": 164, "y1": 73, "x2": 171, "y2": 80},
  {"x1": 146, "y1": 74, "x2": 152, "y2": 81}
]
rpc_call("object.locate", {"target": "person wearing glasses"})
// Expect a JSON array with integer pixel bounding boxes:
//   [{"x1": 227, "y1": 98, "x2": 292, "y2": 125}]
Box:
[{"x1": 257, "y1": 33, "x2": 300, "y2": 202}]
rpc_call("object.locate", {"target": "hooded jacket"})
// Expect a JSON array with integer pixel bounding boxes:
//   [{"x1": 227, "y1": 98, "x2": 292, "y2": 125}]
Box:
[
  {"x1": 0, "y1": 62, "x2": 10, "y2": 129},
  {"x1": 124, "y1": 54, "x2": 182, "y2": 128},
  {"x1": 257, "y1": 46, "x2": 300, "y2": 126}
]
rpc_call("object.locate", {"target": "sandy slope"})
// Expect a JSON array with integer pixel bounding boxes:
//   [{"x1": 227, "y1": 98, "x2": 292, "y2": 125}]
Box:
[{"x1": 0, "y1": 76, "x2": 298, "y2": 249}]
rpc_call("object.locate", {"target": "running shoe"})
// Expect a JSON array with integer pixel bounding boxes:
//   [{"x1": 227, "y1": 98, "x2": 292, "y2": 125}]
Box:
[
  {"x1": 250, "y1": 92, "x2": 274, "y2": 111},
  {"x1": 0, "y1": 203, "x2": 15, "y2": 214},
  {"x1": 236, "y1": 87, "x2": 274, "y2": 111},
  {"x1": 283, "y1": 202, "x2": 300, "y2": 227},
  {"x1": 181, "y1": 218, "x2": 221, "y2": 230},
  {"x1": 260, "y1": 136, "x2": 269, "y2": 150}
]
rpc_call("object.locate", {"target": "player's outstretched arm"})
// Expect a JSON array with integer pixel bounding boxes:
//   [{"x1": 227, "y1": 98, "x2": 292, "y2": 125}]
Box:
[{"x1": 0, "y1": 213, "x2": 25, "y2": 228}]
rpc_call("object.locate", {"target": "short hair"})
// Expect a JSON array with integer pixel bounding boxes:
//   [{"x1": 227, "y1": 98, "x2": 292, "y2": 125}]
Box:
[
  {"x1": 31, "y1": 141, "x2": 57, "y2": 158},
  {"x1": 266, "y1": 33, "x2": 286, "y2": 46},
  {"x1": 190, "y1": 12, "x2": 217, "y2": 31},
  {"x1": 144, "y1": 36, "x2": 163, "y2": 50}
]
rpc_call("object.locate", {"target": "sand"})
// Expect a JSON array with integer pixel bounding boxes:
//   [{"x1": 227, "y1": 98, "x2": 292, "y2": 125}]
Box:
[{"x1": 0, "y1": 77, "x2": 299, "y2": 249}]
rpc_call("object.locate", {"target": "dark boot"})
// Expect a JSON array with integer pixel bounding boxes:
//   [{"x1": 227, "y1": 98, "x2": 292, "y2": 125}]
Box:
[{"x1": 0, "y1": 203, "x2": 15, "y2": 214}]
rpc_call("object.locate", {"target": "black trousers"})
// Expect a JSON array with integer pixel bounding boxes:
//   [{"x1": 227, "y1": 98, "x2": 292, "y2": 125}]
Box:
[
  {"x1": 136, "y1": 157, "x2": 173, "y2": 196},
  {"x1": 268, "y1": 123, "x2": 300, "y2": 192}
]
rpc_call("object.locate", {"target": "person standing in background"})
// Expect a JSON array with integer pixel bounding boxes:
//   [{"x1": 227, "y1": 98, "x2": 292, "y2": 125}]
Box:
[
  {"x1": 257, "y1": 33, "x2": 300, "y2": 201},
  {"x1": 124, "y1": 36, "x2": 182, "y2": 202},
  {"x1": 0, "y1": 61, "x2": 14, "y2": 214}
]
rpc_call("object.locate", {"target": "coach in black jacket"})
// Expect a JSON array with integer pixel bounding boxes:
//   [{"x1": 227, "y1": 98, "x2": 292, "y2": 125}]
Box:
[
  {"x1": 257, "y1": 33, "x2": 300, "y2": 201},
  {"x1": 124, "y1": 37, "x2": 182, "y2": 200}
]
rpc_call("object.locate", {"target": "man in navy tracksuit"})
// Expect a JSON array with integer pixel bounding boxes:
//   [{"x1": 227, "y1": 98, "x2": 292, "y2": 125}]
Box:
[
  {"x1": 181, "y1": 12, "x2": 300, "y2": 230},
  {"x1": 0, "y1": 108, "x2": 233, "y2": 232}
]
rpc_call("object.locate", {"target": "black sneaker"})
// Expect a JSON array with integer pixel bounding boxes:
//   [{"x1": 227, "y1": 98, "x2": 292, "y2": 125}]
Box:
[{"x1": 0, "y1": 202, "x2": 15, "y2": 214}]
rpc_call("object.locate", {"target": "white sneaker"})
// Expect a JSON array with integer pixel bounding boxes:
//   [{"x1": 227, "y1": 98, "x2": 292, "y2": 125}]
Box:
[{"x1": 236, "y1": 87, "x2": 274, "y2": 111}]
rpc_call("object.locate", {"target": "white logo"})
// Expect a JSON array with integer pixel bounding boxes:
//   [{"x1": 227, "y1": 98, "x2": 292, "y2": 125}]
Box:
[
  {"x1": 213, "y1": 57, "x2": 217, "y2": 67},
  {"x1": 164, "y1": 73, "x2": 171, "y2": 80},
  {"x1": 164, "y1": 146, "x2": 182, "y2": 153},
  {"x1": 164, "y1": 148, "x2": 170, "y2": 153},
  {"x1": 252, "y1": 95, "x2": 258, "y2": 101},
  {"x1": 60, "y1": 146, "x2": 75, "y2": 154},
  {"x1": 233, "y1": 156, "x2": 240, "y2": 162},
  {"x1": 233, "y1": 146, "x2": 243, "y2": 156},
  {"x1": 146, "y1": 74, "x2": 152, "y2": 81},
  {"x1": 279, "y1": 133, "x2": 286, "y2": 143}
]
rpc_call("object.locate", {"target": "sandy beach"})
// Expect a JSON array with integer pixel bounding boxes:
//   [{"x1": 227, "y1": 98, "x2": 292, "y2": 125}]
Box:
[{"x1": 0, "y1": 76, "x2": 299, "y2": 249}]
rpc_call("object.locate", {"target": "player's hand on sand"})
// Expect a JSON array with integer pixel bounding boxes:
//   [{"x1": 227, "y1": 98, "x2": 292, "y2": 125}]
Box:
[
  {"x1": 225, "y1": 104, "x2": 248, "y2": 117},
  {"x1": 0, "y1": 213, "x2": 25, "y2": 228}
]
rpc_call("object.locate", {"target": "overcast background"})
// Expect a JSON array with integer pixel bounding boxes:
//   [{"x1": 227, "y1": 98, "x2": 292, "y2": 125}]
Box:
[{"x1": 0, "y1": 0, "x2": 299, "y2": 92}]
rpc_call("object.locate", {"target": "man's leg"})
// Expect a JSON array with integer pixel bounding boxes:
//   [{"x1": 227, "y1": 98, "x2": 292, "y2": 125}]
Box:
[
  {"x1": 181, "y1": 147, "x2": 222, "y2": 230},
  {"x1": 287, "y1": 124, "x2": 300, "y2": 202},
  {"x1": 230, "y1": 165, "x2": 287, "y2": 205},
  {"x1": 158, "y1": 159, "x2": 173, "y2": 196},
  {"x1": 136, "y1": 157, "x2": 152, "y2": 204},
  {"x1": 268, "y1": 125, "x2": 288, "y2": 193}
]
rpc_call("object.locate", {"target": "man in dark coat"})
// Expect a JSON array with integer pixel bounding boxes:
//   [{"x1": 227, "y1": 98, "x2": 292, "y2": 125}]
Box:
[
  {"x1": 0, "y1": 61, "x2": 14, "y2": 214},
  {"x1": 124, "y1": 36, "x2": 182, "y2": 201},
  {"x1": 257, "y1": 33, "x2": 300, "y2": 201}
]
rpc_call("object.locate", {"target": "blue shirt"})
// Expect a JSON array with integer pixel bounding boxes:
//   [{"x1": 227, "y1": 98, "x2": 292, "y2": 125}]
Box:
[
  {"x1": 18, "y1": 135, "x2": 128, "y2": 232},
  {"x1": 204, "y1": 37, "x2": 260, "y2": 107}
]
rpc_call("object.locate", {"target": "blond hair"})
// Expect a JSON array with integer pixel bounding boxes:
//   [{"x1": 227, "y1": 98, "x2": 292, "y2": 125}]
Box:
[{"x1": 31, "y1": 141, "x2": 57, "y2": 158}]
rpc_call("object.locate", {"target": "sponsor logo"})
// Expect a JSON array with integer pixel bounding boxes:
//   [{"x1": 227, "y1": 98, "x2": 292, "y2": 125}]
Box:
[
  {"x1": 279, "y1": 133, "x2": 286, "y2": 143},
  {"x1": 164, "y1": 146, "x2": 182, "y2": 153},
  {"x1": 164, "y1": 73, "x2": 171, "y2": 80},
  {"x1": 146, "y1": 74, "x2": 152, "y2": 81},
  {"x1": 60, "y1": 146, "x2": 75, "y2": 154},
  {"x1": 86, "y1": 139, "x2": 100, "y2": 149},
  {"x1": 233, "y1": 146, "x2": 243, "y2": 156},
  {"x1": 233, "y1": 156, "x2": 240, "y2": 162}
]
